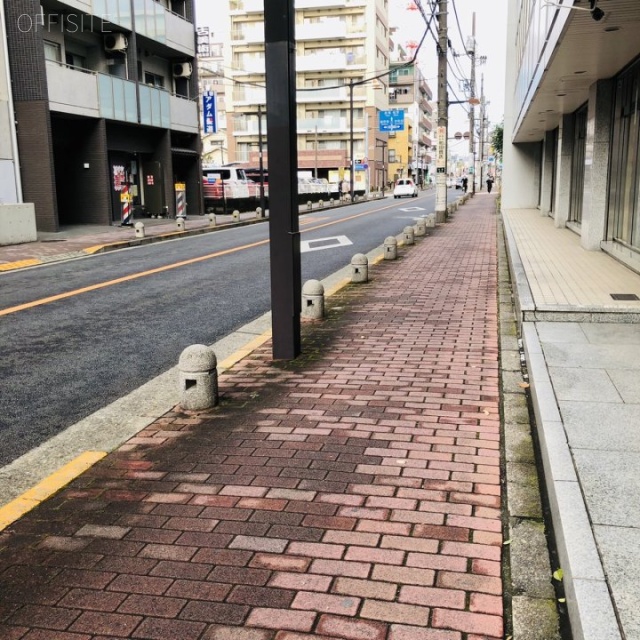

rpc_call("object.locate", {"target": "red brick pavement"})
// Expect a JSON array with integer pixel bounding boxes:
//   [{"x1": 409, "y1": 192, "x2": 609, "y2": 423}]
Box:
[{"x1": 0, "y1": 195, "x2": 502, "y2": 639}]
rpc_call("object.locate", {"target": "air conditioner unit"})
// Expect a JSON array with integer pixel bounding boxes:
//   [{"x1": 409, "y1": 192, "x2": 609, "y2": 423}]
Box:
[
  {"x1": 104, "y1": 33, "x2": 128, "y2": 52},
  {"x1": 173, "y1": 62, "x2": 193, "y2": 78}
]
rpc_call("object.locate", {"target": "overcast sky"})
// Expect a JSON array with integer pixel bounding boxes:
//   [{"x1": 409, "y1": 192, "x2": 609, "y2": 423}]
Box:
[{"x1": 194, "y1": 0, "x2": 508, "y2": 140}]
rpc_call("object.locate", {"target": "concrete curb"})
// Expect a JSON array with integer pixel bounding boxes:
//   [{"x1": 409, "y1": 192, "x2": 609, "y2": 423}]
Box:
[
  {"x1": 502, "y1": 211, "x2": 621, "y2": 638},
  {"x1": 498, "y1": 216, "x2": 561, "y2": 640},
  {"x1": 521, "y1": 323, "x2": 622, "y2": 640}
]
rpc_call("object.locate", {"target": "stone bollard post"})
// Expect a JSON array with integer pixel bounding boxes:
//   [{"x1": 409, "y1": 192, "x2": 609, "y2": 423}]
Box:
[
  {"x1": 307, "y1": 201, "x2": 313, "y2": 211},
  {"x1": 178, "y1": 345, "x2": 218, "y2": 411},
  {"x1": 415, "y1": 218, "x2": 427, "y2": 237},
  {"x1": 177, "y1": 218, "x2": 185, "y2": 231},
  {"x1": 318, "y1": 200, "x2": 324, "y2": 208},
  {"x1": 350, "y1": 254, "x2": 368, "y2": 283},
  {"x1": 134, "y1": 221, "x2": 145, "y2": 238},
  {"x1": 301, "y1": 280, "x2": 325, "y2": 320},
  {"x1": 232, "y1": 210, "x2": 241, "y2": 223},
  {"x1": 384, "y1": 236, "x2": 397, "y2": 260},
  {"x1": 403, "y1": 226, "x2": 415, "y2": 245},
  {"x1": 208, "y1": 213, "x2": 216, "y2": 227},
  {"x1": 329, "y1": 198, "x2": 334, "y2": 206},
  {"x1": 425, "y1": 213, "x2": 436, "y2": 228},
  {"x1": 256, "y1": 207, "x2": 263, "y2": 219}
]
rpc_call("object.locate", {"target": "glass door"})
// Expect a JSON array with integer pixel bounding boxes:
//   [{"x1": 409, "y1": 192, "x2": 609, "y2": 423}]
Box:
[{"x1": 569, "y1": 106, "x2": 587, "y2": 224}]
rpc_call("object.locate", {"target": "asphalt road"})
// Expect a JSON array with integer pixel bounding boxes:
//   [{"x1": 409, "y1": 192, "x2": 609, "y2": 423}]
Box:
[{"x1": 0, "y1": 190, "x2": 452, "y2": 468}]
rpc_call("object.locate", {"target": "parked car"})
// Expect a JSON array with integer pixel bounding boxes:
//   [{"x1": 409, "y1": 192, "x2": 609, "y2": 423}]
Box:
[{"x1": 393, "y1": 178, "x2": 418, "y2": 198}]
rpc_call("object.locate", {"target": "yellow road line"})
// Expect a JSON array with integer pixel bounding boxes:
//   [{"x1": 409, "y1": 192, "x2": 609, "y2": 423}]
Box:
[
  {"x1": 0, "y1": 259, "x2": 42, "y2": 271},
  {"x1": 1, "y1": 203, "x2": 399, "y2": 318},
  {"x1": 0, "y1": 451, "x2": 106, "y2": 531}
]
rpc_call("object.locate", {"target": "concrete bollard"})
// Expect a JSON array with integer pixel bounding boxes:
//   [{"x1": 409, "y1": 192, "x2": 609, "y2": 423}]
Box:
[
  {"x1": 232, "y1": 209, "x2": 240, "y2": 223},
  {"x1": 178, "y1": 344, "x2": 218, "y2": 411},
  {"x1": 330, "y1": 198, "x2": 334, "y2": 206},
  {"x1": 307, "y1": 201, "x2": 313, "y2": 211},
  {"x1": 350, "y1": 253, "x2": 368, "y2": 283},
  {"x1": 301, "y1": 279, "x2": 325, "y2": 320},
  {"x1": 425, "y1": 213, "x2": 436, "y2": 228},
  {"x1": 208, "y1": 213, "x2": 216, "y2": 227},
  {"x1": 415, "y1": 218, "x2": 426, "y2": 237},
  {"x1": 256, "y1": 207, "x2": 263, "y2": 219},
  {"x1": 177, "y1": 218, "x2": 185, "y2": 231},
  {"x1": 384, "y1": 236, "x2": 398, "y2": 260},
  {"x1": 134, "y1": 221, "x2": 145, "y2": 238},
  {"x1": 318, "y1": 200, "x2": 324, "y2": 208},
  {"x1": 403, "y1": 226, "x2": 415, "y2": 245}
]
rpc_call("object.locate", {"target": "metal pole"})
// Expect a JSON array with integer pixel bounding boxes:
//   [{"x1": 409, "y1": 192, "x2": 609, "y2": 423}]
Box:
[
  {"x1": 349, "y1": 79, "x2": 355, "y2": 202},
  {"x1": 479, "y1": 74, "x2": 485, "y2": 191},
  {"x1": 258, "y1": 103, "x2": 266, "y2": 213},
  {"x1": 265, "y1": 0, "x2": 301, "y2": 360},
  {"x1": 435, "y1": 0, "x2": 448, "y2": 223},
  {"x1": 314, "y1": 125, "x2": 318, "y2": 179},
  {"x1": 469, "y1": 13, "x2": 476, "y2": 194}
]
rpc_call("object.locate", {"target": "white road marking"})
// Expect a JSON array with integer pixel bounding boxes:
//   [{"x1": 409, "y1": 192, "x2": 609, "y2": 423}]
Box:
[{"x1": 301, "y1": 235, "x2": 353, "y2": 253}]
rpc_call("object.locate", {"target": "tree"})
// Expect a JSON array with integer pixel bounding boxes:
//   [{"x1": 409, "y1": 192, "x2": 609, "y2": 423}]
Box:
[{"x1": 491, "y1": 123, "x2": 503, "y2": 160}]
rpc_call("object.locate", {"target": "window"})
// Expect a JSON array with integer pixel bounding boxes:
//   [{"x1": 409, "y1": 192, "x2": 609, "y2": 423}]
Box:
[
  {"x1": 144, "y1": 72, "x2": 165, "y2": 88},
  {"x1": 44, "y1": 40, "x2": 61, "y2": 63},
  {"x1": 65, "y1": 52, "x2": 87, "y2": 69}
]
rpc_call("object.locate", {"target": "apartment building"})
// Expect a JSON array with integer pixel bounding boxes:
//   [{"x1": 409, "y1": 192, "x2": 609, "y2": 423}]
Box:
[
  {"x1": 387, "y1": 57, "x2": 433, "y2": 186},
  {"x1": 3, "y1": 0, "x2": 202, "y2": 231},
  {"x1": 503, "y1": 0, "x2": 640, "y2": 274},
  {"x1": 197, "y1": 28, "x2": 228, "y2": 165},
  {"x1": 221, "y1": 0, "x2": 391, "y2": 192}
]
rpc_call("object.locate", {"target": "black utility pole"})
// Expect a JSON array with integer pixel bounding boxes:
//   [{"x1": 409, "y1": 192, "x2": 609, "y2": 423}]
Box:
[{"x1": 264, "y1": 0, "x2": 301, "y2": 359}]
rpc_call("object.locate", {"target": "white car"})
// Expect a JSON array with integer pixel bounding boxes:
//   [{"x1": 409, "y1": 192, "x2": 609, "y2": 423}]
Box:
[{"x1": 393, "y1": 179, "x2": 418, "y2": 198}]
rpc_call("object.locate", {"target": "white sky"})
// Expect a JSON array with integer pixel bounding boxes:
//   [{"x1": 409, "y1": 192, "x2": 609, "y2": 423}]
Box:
[{"x1": 194, "y1": 0, "x2": 508, "y2": 141}]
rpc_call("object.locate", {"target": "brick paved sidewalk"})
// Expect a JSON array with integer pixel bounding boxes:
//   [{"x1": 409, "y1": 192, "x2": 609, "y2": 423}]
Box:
[{"x1": 0, "y1": 197, "x2": 502, "y2": 639}]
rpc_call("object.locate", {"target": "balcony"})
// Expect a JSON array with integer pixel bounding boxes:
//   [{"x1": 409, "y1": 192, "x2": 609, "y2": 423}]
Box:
[
  {"x1": 165, "y1": 11, "x2": 197, "y2": 55},
  {"x1": 233, "y1": 88, "x2": 267, "y2": 106},
  {"x1": 46, "y1": 61, "x2": 100, "y2": 118},
  {"x1": 297, "y1": 86, "x2": 349, "y2": 103},
  {"x1": 231, "y1": 25, "x2": 265, "y2": 44},
  {"x1": 234, "y1": 58, "x2": 266, "y2": 75},
  {"x1": 98, "y1": 74, "x2": 138, "y2": 123},
  {"x1": 93, "y1": 0, "x2": 194, "y2": 55},
  {"x1": 170, "y1": 95, "x2": 198, "y2": 133},
  {"x1": 296, "y1": 20, "x2": 347, "y2": 41},
  {"x1": 235, "y1": 0, "x2": 263, "y2": 12},
  {"x1": 298, "y1": 116, "x2": 365, "y2": 133},
  {"x1": 93, "y1": 0, "x2": 132, "y2": 29},
  {"x1": 139, "y1": 84, "x2": 171, "y2": 128},
  {"x1": 297, "y1": 53, "x2": 351, "y2": 72},
  {"x1": 296, "y1": 0, "x2": 348, "y2": 8}
]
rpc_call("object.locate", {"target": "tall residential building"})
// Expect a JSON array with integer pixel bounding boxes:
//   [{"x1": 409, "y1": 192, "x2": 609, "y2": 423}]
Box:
[
  {"x1": 221, "y1": 0, "x2": 391, "y2": 191},
  {"x1": 386, "y1": 54, "x2": 433, "y2": 186},
  {"x1": 3, "y1": 0, "x2": 202, "y2": 231},
  {"x1": 503, "y1": 0, "x2": 640, "y2": 274}
]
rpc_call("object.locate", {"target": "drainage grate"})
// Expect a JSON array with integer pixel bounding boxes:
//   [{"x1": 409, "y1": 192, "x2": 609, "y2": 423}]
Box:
[{"x1": 610, "y1": 293, "x2": 640, "y2": 301}]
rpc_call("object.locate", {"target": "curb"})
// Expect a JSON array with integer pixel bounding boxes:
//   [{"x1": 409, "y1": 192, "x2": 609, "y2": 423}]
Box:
[
  {"x1": 502, "y1": 214, "x2": 621, "y2": 640},
  {"x1": 521, "y1": 323, "x2": 622, "y2": 640}
]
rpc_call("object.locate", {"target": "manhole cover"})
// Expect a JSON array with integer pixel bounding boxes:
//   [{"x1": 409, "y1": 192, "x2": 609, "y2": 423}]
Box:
[{"x1": 610, "y1": 293, "x2": 640, "y2": 301}]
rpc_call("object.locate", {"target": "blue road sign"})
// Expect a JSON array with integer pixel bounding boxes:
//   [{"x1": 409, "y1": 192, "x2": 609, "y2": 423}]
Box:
[
  {"x1": 379, "y1": 109, "x2": 405, "y2": 132},
  {"x1": 203, "y1": 92, "x2": 217, "y2": 134}
]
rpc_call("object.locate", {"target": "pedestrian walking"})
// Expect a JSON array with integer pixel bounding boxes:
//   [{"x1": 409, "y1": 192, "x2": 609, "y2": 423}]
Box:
[
  {"x1": 462, "y1": 176, "x2": 468, "y2": 193},
  {"x1": 486, "y1": 175, "x2": 494, "y2": 193}
]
